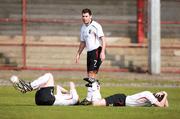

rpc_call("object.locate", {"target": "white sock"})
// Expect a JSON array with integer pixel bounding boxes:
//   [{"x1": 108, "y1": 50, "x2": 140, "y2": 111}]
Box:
[
  {"x1": 86, "y1": 82, "x2": 102, "y2": 101},
  {"x1": 30, "y1": 73, "x2": 53, "y2": 89},
  {"x1": 92, "y1": 82, "x2": 101, "y2": 101},
  {"x1": 86, "y1": 87, "x2": 93, "y2": 101}
]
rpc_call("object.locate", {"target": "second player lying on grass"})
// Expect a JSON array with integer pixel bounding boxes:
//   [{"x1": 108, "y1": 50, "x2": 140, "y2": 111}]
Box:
[
  {"x1": 10, "y1": 73, "x2": 79, "y2": 106},
  {"x1": 92, "y1": 90, "x2": 168, "y2": 107}
]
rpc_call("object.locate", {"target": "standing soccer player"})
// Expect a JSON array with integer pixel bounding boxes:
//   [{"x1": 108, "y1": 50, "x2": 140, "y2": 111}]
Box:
[{"x1": 75, "y1": 8, "x2": 106, "y2": 104}]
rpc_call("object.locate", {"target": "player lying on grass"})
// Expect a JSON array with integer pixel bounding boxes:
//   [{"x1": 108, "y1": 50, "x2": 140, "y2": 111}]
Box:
[
  {"x1": 10, "y1": 73, "x2": 79, "y2": 106},
  {"x1": 92, "y1": 90, "x2": 169, "y2": 107}
]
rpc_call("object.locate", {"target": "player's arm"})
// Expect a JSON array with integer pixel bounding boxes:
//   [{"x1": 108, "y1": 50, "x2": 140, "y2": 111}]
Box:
[
  {"x1": 164, "y1": 98, "x2": 169, "y2": 107},
  {"x1": 56, "y1": 85, "x2": 68, "y2": 94},
  {"x1": 75, "y1": 41, "x2": 86, "y2": 63},
  {"x1": 100, "y1": 36, "x2": 106, "y2": 61},
  {"x1": 153, "y1": 91, "x2": 168, "y2": 107}
]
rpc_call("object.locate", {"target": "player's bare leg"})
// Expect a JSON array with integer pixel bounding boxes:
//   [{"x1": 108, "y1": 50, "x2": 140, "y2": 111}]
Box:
[
  {"x1": 83, "y1": 71, "x2": 98, "y2": 84},
  {"x1": 88, "y1": 71, "x2": 97, "y2": 79}
]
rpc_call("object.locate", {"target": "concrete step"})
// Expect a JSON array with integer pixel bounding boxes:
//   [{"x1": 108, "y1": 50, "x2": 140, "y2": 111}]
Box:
[
  {"x1": 0, "y1": 22, "x2": 137, "y2": 36},
  {"x1": 25, "y1": 5, "x2": 136, "y2": 16},
  {"x1": 1, "y1": 49, "x2": 180, "y2": 69},
  {"x1": 2, "y1": 36, "x2": 180, "y2": 46},
  {"x1": 0, "y1": 35, "x2": 132, "y2": 45},
  {"x1": 25, "y1": 0, "x2": 137, "y2": 5},
  {"x1": 26, "y1": 58, "x2": 180, "y2": 69},
  {"x1": 0, "y1": 1, "x2": 137, "y2": 19},
  {"x1": 0, "y1": 0, "x2": 137, "y2": 37}
]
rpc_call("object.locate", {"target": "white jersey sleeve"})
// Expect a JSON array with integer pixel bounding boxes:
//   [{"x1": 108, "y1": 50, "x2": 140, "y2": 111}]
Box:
[
  {"x1": 145, "y1": 92, "x2": 158, "y2": 104},
  {"x1": 126, "y1": 91, "x2": 158, "y2": 107},
  {"x1": 95, "y1": 22, "x2": 104, "y2": 38},
  {"x1": 80, "y1": 25, "x2": 85, "y2": 42}
]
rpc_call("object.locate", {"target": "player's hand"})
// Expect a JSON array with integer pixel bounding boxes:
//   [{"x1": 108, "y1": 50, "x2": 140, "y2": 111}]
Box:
[
  {"x1": 155, "y1": 92, "x2": 164, "y2": 97},
  {"x1": 75, "y1": 54, "x2": 80, "y2": 63},
  {"x1": 100, "y1": 52, "x2": 105, "y2": 61},
  {"x1": 156, "y1": 91, "x2": 167, "y2": 97},
  {"x1": 162, "y1": 91, "x2": 168, "y2": 96}
]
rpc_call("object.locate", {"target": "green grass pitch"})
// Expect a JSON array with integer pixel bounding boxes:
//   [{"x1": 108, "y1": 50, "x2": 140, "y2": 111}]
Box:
[{"x1": 0, "y1": 84, "x2": 180, "y2": 119}]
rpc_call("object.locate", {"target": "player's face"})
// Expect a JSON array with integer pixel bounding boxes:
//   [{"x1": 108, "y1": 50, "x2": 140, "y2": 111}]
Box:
[{"x1": 82, "y1": 13, "x2": 92, "y2": 25}]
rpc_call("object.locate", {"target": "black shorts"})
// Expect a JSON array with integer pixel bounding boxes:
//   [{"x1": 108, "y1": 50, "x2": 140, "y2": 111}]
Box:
[
  {"x1": 35, "y1": 87, "x2": 55, "y2": 105},
  {"x1": 105, "y1": 94, "x2": 126, "y2": 106},
  {"x1": 87, "y1": 47, "x2": 102, "y2": 72}
]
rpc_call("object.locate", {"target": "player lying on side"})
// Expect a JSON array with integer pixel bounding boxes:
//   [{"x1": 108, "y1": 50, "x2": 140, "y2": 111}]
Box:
[
  {"x1": 10, "y1": 73, "x2": 79, "y2": 106},
  {"x1": 92, "y1": 90, "x2": 169, "y2": 107}
]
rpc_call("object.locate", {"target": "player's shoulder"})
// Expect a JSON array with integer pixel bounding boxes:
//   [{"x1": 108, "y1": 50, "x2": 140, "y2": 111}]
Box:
[
  {"x1": 135, "y1": 91, "x2": 153, "y2": 97},
  {"x1": 91, "y1": 21, "x2": 102, "y2": 30},
  {"x1": 92, "y1": 21, "x2": 101, "y2": 26},
  {"x1": 141, "y1": 91, "x2": 153, "y2": 95}
]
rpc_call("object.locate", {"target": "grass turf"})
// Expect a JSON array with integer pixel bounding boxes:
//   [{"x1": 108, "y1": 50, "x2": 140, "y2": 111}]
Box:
[{"x1": 0, "y1": 85, "x2": 180, "y2": 119}]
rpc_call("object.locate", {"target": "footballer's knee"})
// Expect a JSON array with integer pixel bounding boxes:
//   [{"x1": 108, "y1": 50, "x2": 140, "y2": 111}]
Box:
[
  {"x1": 45, "y1": 73, "x2": 53, "y2": 78},
  {"x1": 44, "y1": 73, "x2": 54, "y2": 86},
  {"x1": 88, "y1": 71, "x2": 97, "y2": 78}
]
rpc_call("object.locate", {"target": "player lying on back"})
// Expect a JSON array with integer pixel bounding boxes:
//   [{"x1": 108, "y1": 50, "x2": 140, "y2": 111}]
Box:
[
  {"x1": 10, "y1": 73, "x2": 79, "y2": 106},
  {"x1": 92, "y1": 90, "x2": 169, "y2": 107},
  {"x1": 80, "y1": 78, "x2": 169, "y2": 107}
]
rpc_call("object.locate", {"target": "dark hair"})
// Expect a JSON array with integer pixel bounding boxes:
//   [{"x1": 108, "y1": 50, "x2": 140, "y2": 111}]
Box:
[
  {"x1": 82, "y1": 8, "x2": 92, "y2": 15},
  {"x1": 153, "y1": 93, "x2": 165, "y2": 102}
]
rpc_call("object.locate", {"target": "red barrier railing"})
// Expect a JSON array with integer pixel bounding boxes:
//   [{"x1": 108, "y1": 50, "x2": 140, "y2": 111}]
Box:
[
  {"x1": 22, "y1": 0, "x2": 27, "y2": 68},
  {"x1": 137, "y1": 0, "x2": 145, "y2": 44}
]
